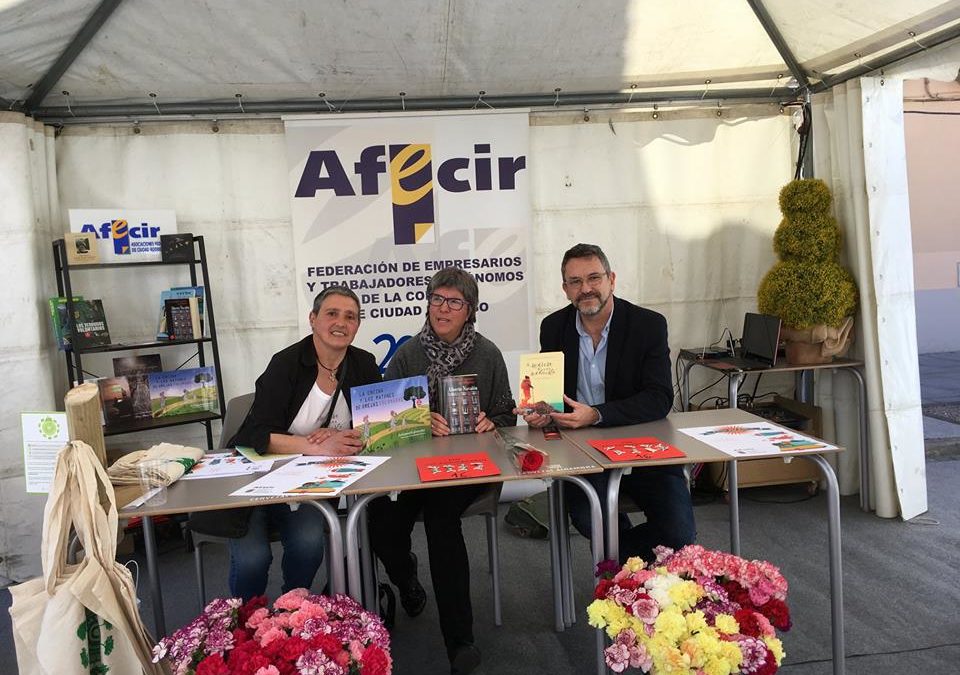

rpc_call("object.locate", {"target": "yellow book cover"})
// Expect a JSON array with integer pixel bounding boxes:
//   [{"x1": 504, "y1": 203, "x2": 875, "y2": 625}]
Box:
[{"x1": 518, "y1": 352, "x2": 564, "y2": 414}]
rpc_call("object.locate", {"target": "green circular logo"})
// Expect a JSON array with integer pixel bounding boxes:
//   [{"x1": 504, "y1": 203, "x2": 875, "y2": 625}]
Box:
[{"x1": 38, "y1": 416, "x2": 61, "y2": 440}]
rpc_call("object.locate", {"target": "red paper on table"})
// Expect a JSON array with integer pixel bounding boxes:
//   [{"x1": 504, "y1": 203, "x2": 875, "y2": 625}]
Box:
[
  {"x1": 587, "y1": 437, "x2": 686, "y2": 462},
  {"x1": 415, "y1": 452, "x2": 501, "y2": 482}
]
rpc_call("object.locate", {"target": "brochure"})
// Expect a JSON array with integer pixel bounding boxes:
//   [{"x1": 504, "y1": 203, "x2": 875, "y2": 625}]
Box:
[
  {"x1": 229, "y1": 454, "x2": 390, "y2": 497},
  {"x1": 350, "y1": 375, "x2": 431, "y2": 451},
  {"x1": 587, "y1": 437, "x2": 686, "y2": 462},
  {"x1": 181, "y1": 452, "x2": 274, "y2": 480},
  {"x1": 415, "y1": 452, "x2": 500, "y2": 482},
  {"x1": 518, "y1": 351, "x2": 564, "y2": 414},
  {"x1": 21, "y1": 412, "x2": 69, "y2": 494},
  {"x1": 678, "y1": 423, "x2": 837, "y2": 457}
]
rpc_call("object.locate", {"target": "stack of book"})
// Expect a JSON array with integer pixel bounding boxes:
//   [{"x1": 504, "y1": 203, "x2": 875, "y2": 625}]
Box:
[
  {"x1": 48, "y1": 296, "x2": 111, "y2": 350},
  {"x1": 156, "y1": 286, "x2": 205, "y2": 340}
]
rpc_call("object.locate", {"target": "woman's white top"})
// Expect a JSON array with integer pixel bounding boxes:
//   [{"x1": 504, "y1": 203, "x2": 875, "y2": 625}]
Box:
[{"x1": 287, "y1": 383, "x2": 351, "y2": 435}]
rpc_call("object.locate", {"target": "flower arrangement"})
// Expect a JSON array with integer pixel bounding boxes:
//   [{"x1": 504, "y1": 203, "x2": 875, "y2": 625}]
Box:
[
  {"x1": 153, "y1": 589, "x2": 392, "y2": 675},
  {"x1": 587, "y1": 545, "x2": 791, "y2": 675}
]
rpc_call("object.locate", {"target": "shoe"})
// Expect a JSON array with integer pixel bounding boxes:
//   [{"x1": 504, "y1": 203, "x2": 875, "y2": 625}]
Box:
[
  {"x1": 397, "y1": 552, "x2": 427, "y2": 617},
  {"x1": 377, "y1": 583, "x2": 396, "y2": 630},
  {"x1": 449, "y1": 643, "x2": 481, "y2": 674}
]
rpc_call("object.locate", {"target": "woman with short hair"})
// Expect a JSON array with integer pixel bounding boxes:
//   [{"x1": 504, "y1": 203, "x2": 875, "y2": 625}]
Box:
[{"x1": 368, "y1": 267, "x2": 516, "y2": 675}]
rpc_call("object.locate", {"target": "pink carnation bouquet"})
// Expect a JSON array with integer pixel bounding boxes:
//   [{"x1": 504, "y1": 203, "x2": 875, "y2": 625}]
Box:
[
  {"x1": 588, "y1": 545, "x2": 791, "y2": 674},
  {"x1": 153, "y1": 589, "x2": 392, "y2": 675}
]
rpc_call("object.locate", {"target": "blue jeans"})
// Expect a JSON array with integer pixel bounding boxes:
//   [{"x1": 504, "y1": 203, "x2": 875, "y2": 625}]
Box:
[
  {"x1": 565, "y1": 465, "x2": 696, "y2": 563},
  {"x1": 228, "y1": 502, "x2": 326, "y2": 600}
]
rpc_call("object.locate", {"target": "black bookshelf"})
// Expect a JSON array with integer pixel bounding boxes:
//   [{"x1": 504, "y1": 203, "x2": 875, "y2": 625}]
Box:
[{"x1": 52, "y1": 235, "x2": 226, "y2": 449}]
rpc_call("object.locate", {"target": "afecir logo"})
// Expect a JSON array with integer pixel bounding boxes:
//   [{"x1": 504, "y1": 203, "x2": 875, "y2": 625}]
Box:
[
  {"x1": 78, "y1": 219, "x2": 161, "y2": 255},
  {"x1": 294, "y1": 143, "x2": 526, "y2": 245}
]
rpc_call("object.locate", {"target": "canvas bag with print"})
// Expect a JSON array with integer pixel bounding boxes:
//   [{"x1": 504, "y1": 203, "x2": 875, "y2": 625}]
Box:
[{"x1": 9, "y1": 440, "x2": 165, "y2": 674}]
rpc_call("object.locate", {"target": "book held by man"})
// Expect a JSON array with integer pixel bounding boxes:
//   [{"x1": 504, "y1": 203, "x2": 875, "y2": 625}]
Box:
[
  {"x1": 518, "y1": 351, "x2": 564, "y2": 414},
  {"x1": 350, "y1": 375, "x2": 431, "y2": 451},
  {"x1": 440, "y1": 374, "x2": 480, "y2": 435}
]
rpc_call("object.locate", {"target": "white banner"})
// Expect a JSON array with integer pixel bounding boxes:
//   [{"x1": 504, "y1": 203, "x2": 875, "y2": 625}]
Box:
[
  {"x1": 68, "y1": 208, "x2": 177, "y2": 262},
  {"x1": 285, "y1": 111, "x2": 534, "y2": 371}
]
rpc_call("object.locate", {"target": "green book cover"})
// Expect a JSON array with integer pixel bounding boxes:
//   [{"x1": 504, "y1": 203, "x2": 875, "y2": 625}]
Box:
[{"x1": 48, "y1": 296, "x2": 83, "y2": 351}]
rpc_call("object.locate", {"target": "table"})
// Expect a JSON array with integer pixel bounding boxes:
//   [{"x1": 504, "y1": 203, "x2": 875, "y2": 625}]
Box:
[
  {"x1": 118, "y1": 469, "x2": 345, "y2": 637},
  {"x1": 679, "y1": 354, "x2": 870, "y2": 510},
  {"x1": 341, "y1": 427, "x2": 608, "y2": 672},
  {"x1": 562, "y1": 408, "x2": 846, "y2": 675}
]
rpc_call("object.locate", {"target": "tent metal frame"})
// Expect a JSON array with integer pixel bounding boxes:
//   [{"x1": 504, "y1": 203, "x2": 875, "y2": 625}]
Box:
[{"x1": 9, "y1": 0, "x2": 960, "y2": 124}]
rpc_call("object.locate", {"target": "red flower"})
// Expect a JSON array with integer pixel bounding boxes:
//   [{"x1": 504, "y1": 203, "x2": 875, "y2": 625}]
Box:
[
  {"x1": 196, "y1": 654, "x2": 230, "y2": 675},
  {"x1": 734, "y1": 609, "x2": 763, "y2": 638},
  {"x1": 360, "y1": 644, "x2": 392, "y2": 675},
  {"x1": 310, "y1": 633, "x2": 343, "y2": 660},
  {"x1": 594, "y1": 578, "x2": 614, "y2": 600},
  {"x1": 760, "y1": 598, "x2": 792, "y2": 631},
  {"x1": 753, "y1": 647, "x2": 779, "y2": 675},
  {"x1": 280, "y1": 636, "x2": 310, "y2": 662},
  {"x1": 232, "y1": 628, "x2": 252, "y2": 645}
]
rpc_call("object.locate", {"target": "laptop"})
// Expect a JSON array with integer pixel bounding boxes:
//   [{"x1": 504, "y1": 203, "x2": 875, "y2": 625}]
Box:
[{"x1": 721, "y1": 312, "x2": 782, "y2": 370}]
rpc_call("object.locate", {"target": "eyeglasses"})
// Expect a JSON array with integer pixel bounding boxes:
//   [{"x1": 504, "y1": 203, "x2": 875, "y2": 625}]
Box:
[
  {"x1": 564, "y1": 272, "x2": 608, "y2": 290},
  {"x1": 429, "y1": 293, "x2": 469, "y2": 311}
]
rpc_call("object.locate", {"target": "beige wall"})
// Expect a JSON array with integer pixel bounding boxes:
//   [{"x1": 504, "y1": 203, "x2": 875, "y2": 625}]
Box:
[
  {"x1": 904, "y1": 78, "x2": 960, "y2": 291},
  {"x1": 904, "y1": 78, "x2": 960, "y2": 353}
]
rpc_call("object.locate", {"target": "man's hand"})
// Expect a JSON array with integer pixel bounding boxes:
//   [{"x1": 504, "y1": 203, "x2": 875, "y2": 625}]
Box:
[
  {"x1": 550, "y1": 395, "x2": 600, "y2": 429},
  {"x1": 515, "y1": 406, "x2": 552, "y2": 428}
]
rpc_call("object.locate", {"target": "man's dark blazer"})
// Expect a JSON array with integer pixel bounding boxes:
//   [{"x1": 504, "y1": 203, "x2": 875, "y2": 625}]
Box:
[{"x1": 539, "y1": 295, "x2": 673, "y2": 427}]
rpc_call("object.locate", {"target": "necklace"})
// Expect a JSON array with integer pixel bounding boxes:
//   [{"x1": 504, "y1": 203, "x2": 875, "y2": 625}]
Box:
[{"x1": 317, "y1": 357, "x2": 342, "y2": 382}]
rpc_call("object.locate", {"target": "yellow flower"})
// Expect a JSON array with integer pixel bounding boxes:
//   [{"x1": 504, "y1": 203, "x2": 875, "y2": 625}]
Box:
[
  {"x1": 668, "y1": 580, "x2": 704, "y2": 611},
  {"x1": 654, "y1": 607, "x2": 688, "y2": 643},
  {"x1": 625, "y1": 556, "x2": 646, "y2": 572},
  {"x1": 685, "y1": 610, "x2": 708, "y2": 634},
  {"x1": 714, "y1": 613, "x2": 740, "y2": 635},
  {"x1": 764, "y1": 636, "x2": 786, "y2": 664}
]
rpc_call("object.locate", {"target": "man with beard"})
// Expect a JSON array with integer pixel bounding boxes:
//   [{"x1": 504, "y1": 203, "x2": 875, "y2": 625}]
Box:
[{"x1": 521, "y1": 243, "x2": 695, "y2": 562}]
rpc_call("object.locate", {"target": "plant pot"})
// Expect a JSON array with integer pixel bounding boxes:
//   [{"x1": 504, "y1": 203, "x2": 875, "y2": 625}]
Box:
[{"x1": 781, "y1": 317, "x2": 854, "y2": 366}]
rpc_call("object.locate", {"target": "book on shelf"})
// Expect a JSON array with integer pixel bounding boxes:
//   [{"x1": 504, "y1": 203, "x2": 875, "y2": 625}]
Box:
[
  {"x1": 63, "y1": 232, "x2": 100, "y2": 265},
  {"x1": 156, "y1": 286, "x2": 204, "y2": 339},
  {"x1": 97, "y1": 376, "x2": 136, "y2": 425},
  {"x1": 439, "y1": 374, "x2": 481, "y2": 435},
  {"x1": 518, "y1": 351, "x2": 564, "y2": 414},
  {"x1": 71, "y1": 299, "x2": 111, "y2": 350},
  {"x1": 160, "y1": 233, "x2": 194, "y2": 262},
  {"x1": 113, "y1": 354, "x2": 162, "y2": 419},
  {"x1": 48, "y1": 296, "x2": 83, "y2": 350},
  {"x1": 350, "y1": 375, "x2": 431, "y2": 452},
  {"x1": 164, "y1": 296, "x2": 201, "y2": 340},
  {"x1": 147, "y1": 367, "x2": 219, "y2": 418}
]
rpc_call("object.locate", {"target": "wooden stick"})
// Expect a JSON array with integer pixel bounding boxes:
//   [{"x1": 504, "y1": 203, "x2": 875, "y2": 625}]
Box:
[{"x1": 65, "y1": 382, "x2": 107, "y2": 467}]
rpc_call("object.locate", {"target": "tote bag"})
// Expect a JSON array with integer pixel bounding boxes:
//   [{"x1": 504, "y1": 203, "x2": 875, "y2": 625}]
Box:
[{"x1": 9, "y1": 440, "x2": 166, "y2": 675}]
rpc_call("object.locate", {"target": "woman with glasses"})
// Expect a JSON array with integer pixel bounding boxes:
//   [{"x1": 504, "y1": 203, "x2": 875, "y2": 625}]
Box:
[{"x1": 367, "y1": 267, "x2": 515, "y2": 675}]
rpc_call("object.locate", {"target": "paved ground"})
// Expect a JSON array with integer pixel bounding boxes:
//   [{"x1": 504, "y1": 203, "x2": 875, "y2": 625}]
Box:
[{"x1": 919, "y1": 351, "x2": 960, "y2": 453}]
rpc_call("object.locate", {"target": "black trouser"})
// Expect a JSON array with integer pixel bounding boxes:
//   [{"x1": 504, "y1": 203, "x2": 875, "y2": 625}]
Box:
[{"x1": 367, "y1": 483, "x2": 485, "y2": 655}]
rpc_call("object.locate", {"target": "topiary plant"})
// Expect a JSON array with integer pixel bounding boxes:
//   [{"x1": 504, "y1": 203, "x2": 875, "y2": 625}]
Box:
[{"x1": 758, "y1": 178, "x2": 858, "y2": 362}]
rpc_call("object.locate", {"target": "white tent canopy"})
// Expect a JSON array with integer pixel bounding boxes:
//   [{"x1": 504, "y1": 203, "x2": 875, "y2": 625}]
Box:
[
  {"x1": 1, "y1": 0, "x2": 959, "y2": 119},
  {"x1": 2, "y1": 0, "x2": 959, "y2": 581}
]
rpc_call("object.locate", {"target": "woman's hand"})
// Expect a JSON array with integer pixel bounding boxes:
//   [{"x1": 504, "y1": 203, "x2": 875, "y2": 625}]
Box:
[
  {"x1": 474, "y1": 411, "x2": 495, "y2": 433},
  {"x1": 302, "y1": 429, "x2": 364, "y2": 456},
  {"x1": 430, "y1": 412, "x2": 451, "y2": 437},
  {"x1": 305, "y1": 428, "x2": 334, "y2": 445}
]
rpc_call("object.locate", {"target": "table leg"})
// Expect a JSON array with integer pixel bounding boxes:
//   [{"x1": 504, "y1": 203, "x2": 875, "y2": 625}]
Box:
[
  {"x1": 303, "y1": 500, "x2": 345, "y2": 596},
  {"x1": 681, "y1": 360, "x2": 696, "y2": 410},
  {"x1": 727, "y1": 375, "x2": 742, "y2": 556},
  {"x1": 801, "y1": 455, "x2": 845, "y2": 675},
  {"x1": 556, "y1": 481, "x2": 575, "y2": 627},
  {"x1": 141, "y1": 515, "x2": 165, "y2": 637},
  {"x1": 556, "y1": 475, "x2": 605, "y2": 675},
  {"x1": 840, "y1": 367, "x2": 870, "y2": 511},
  {"x1": 604, "y1": 469, "x2": 625, "y2": 564},
  {"x1": 359, "y1": 504, "x2": 377, "y2": 610},
  {"x1": 546, "y1": 480, "x2": 565, "y2": 632},
  {"x1": 345, "y1": 493, "x2": 382, "y2": 602}
]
